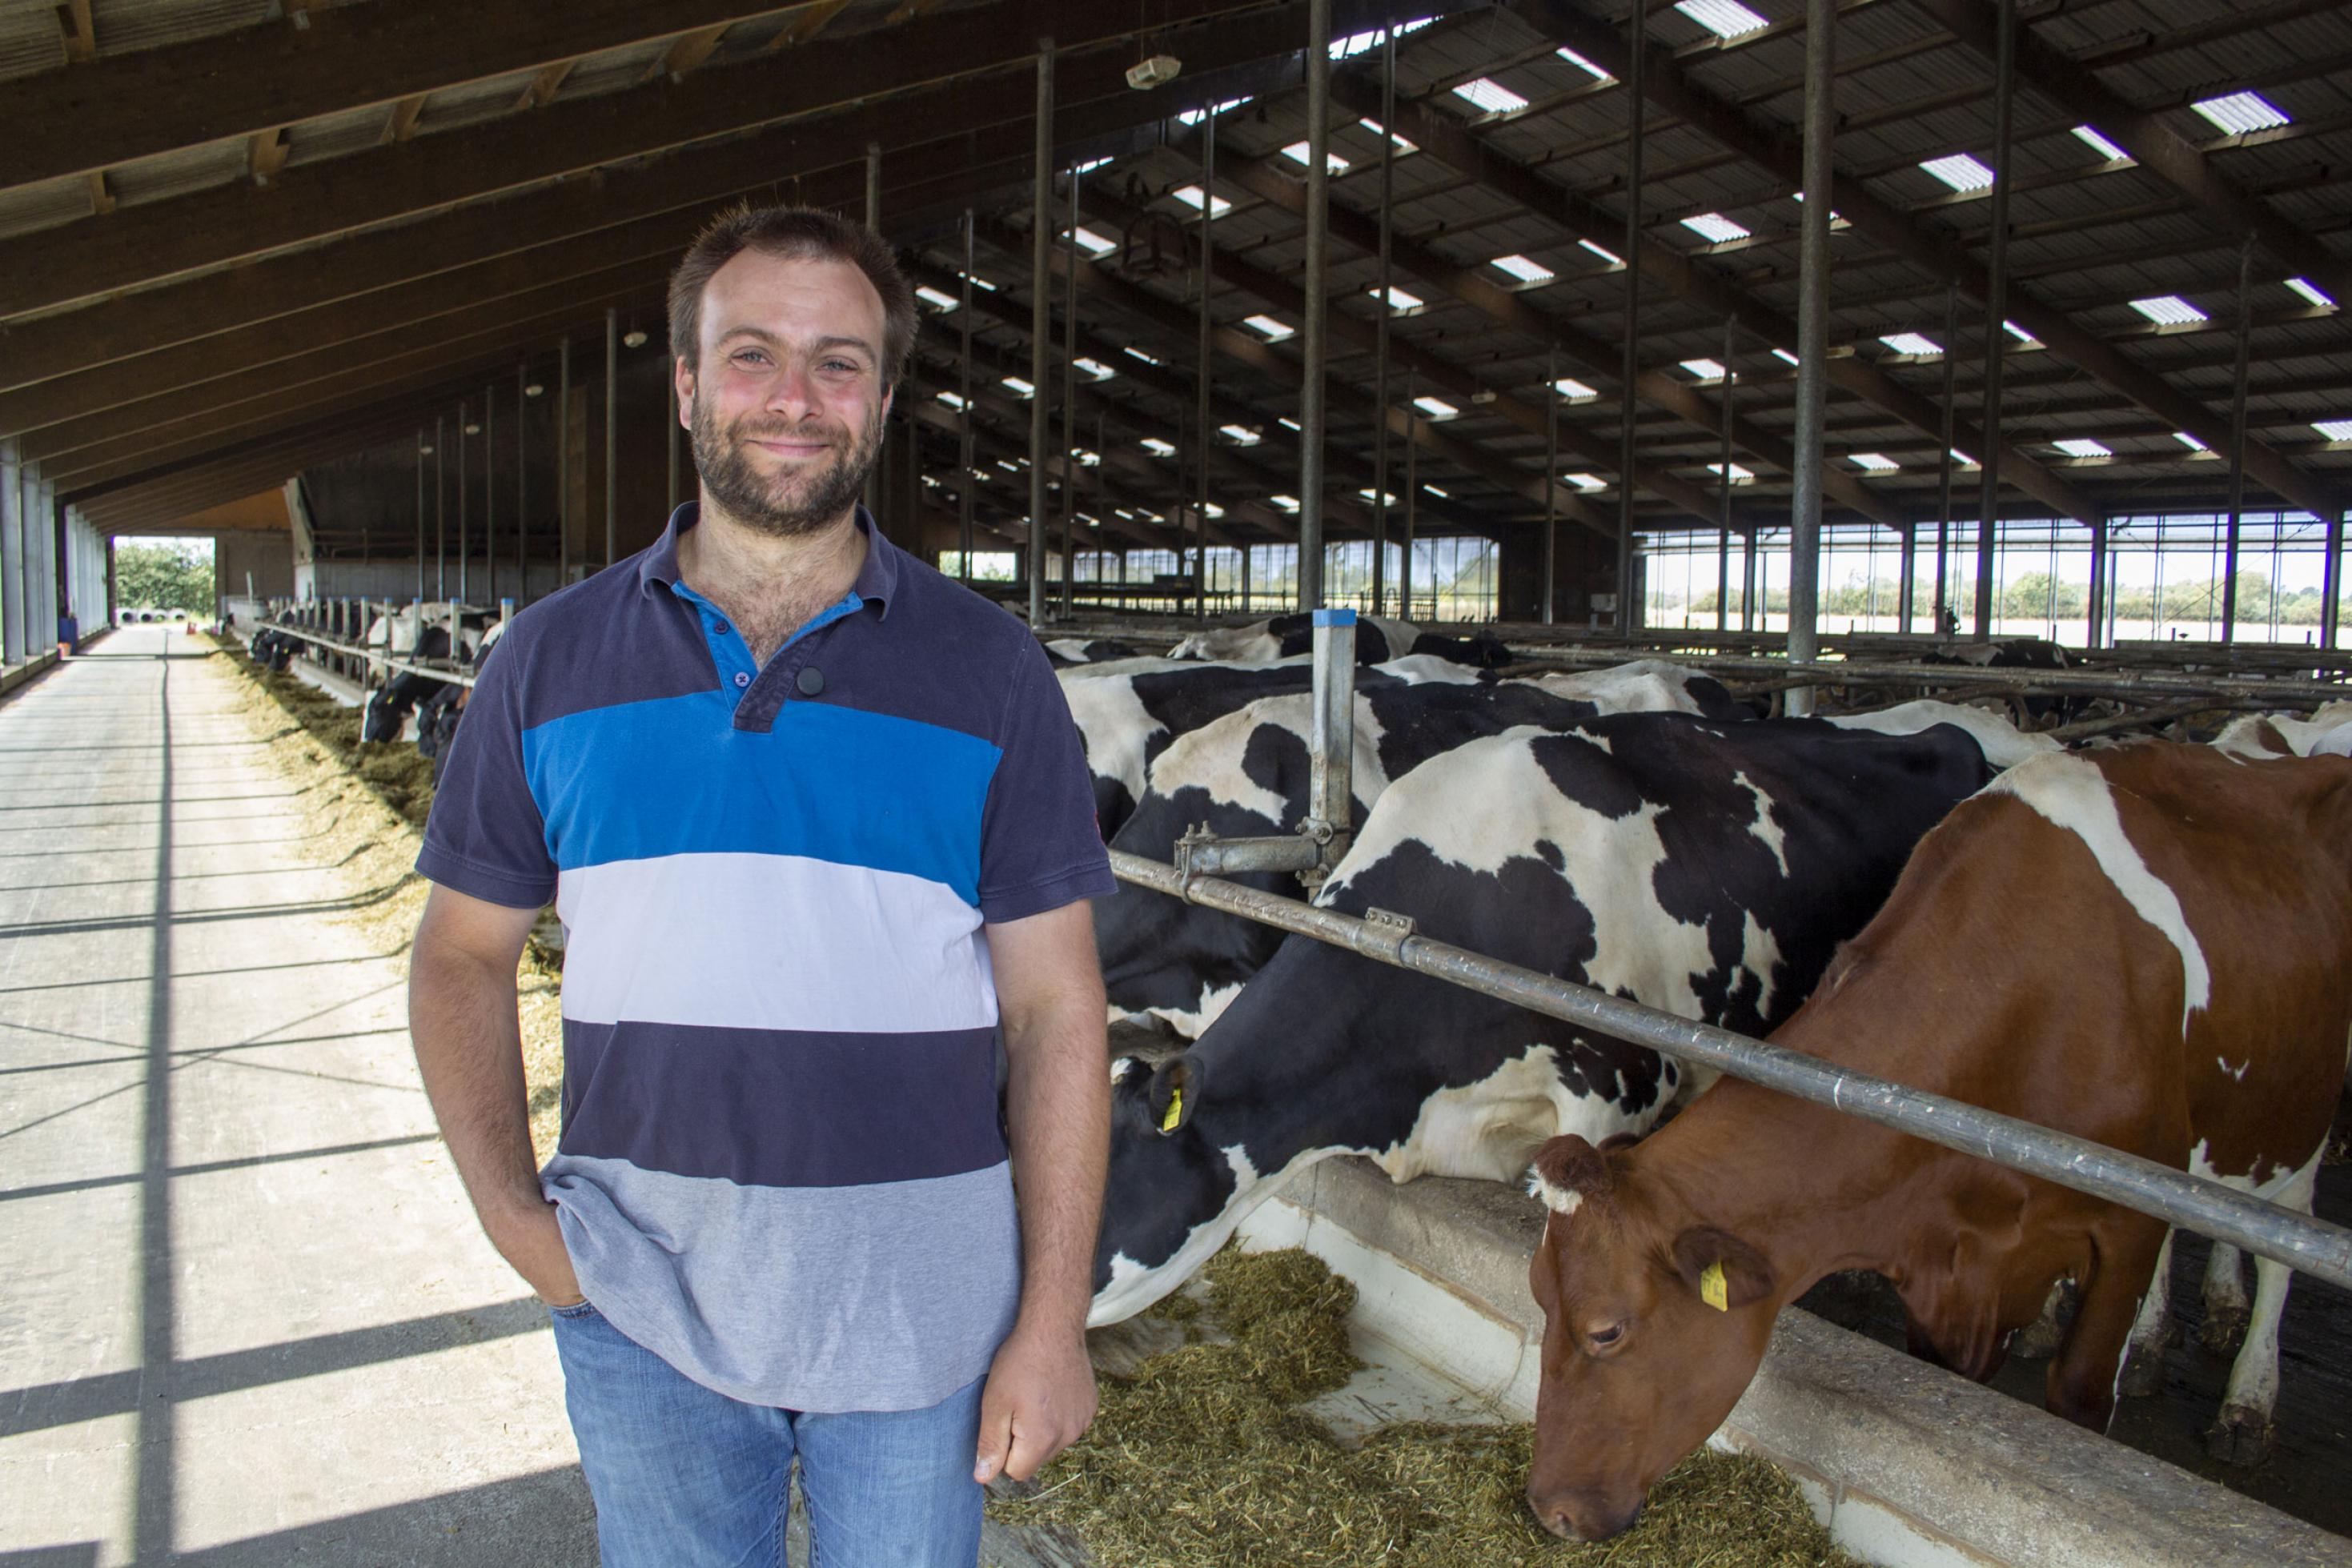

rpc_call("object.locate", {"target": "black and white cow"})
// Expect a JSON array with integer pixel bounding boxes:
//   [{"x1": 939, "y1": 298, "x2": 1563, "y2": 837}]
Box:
[
  {"x1": 1044, "y1": 637, "x2": 1144, "y2": 666},
  {"x1": 359, "y1": 604, "x2": 497, "y2": 743},
  {"x1": 1058, "y1": 653, "x2": 1484, "y2": 837},
  {"x1": 1167, "y1": 613, "x2": 1511, "y2": 670},
  {"x1": 1089, "y1": 713, "x2": 1995, "y2": 1323},
  {"x1": 1099, "y1": 661, "x2": 1754, "y2": 1036},
  {"x1": 1919, "y1": 636, "x2": 2079, "y2": 722}
]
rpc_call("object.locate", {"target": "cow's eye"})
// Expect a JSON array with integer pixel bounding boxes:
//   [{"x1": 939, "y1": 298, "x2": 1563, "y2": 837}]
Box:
[{"x1": 1587, "y1": 1321, "x2": 1626, "y2": 1351}]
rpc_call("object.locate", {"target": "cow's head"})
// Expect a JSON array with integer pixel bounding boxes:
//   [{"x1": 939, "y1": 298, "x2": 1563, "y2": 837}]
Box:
[
  {"x1": 1090, "y1": 1053, "x2": 1252, "y2": 1325},
  {"x1": 1522, "y1": 1133, "x2": 1778, "y2": 1542}
]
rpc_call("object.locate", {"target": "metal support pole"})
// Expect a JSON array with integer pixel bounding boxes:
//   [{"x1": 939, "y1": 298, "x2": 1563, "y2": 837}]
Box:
[
  {"x1": 1787, "y1": 0, "x2": 1834, "y2": 715},
  {"x1": 1027, "y1": 40, "x2": 1054, "y2": 628},
  {"x1": 866, "y1": 140, "x2": 884, "y2": 523},
  {"x1": 484, "y1": 382, "x2": 497, "y2": 608},
  {"x1": 1616, "y1": 8, "x2": 1644, "y2": 636},
  {"x1": 1974, "y1": 0, "x2": 2017, "y2": 641},
  {"x1": 457, "y1": 399, "x2": 470, "y2": 605},
  {"x1": 616, "y1": 305, "x2": 625, "y2": 571},
  {"x1": 1371, "y1": 26, "x2": 1397, "y2": 619},
  {"x1": 1305, "y1": 608, "x2": 1355, "y2": 877},
  {"x1": 959, "y1": 212, "x2": 976, "y2": 582},
  {"x1": 1935, "y1": 288, "x2": 1956, "y2": 635},
  {"x1": 1543, "y1": 345, "x2": 1558, "y2": 625},
  {"x1": 2323, "y1": 509, "x2": 2343, "y2": 652},
  {"x1": 558, "y1": 338, "x2": 571, "y2": 587},
  {"x1": 1298, "y1": 0, "x2": 1332, "y2": 611},
  {"x1": 1195, "y1": 103, "x2": 1218, "y2": 624},
  {"x1": 2222, "y1": 234, "x2": 2254, "y2": 645},
  {"x1": 2087, "y1": 512, "x2": 2109, "y2": 650},
  {"x1": 414, "y1": 430, "x2": 426, "y2": 607},
  {"x1": 1717, "y1": 315, "x2": 1734, "y2": 633},
  {"x1": 1401, "y1": 363, "x2": 1417, "y2": 620},
  {"x1": 1062, "y1": 162, "x2": 1081, "y2": 618}
]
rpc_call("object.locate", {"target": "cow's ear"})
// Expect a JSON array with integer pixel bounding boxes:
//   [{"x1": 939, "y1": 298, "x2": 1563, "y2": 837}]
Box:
[
  {"x1": 1527, "y1": 1134, "x2": 1612, "y2": 1215},
  {"x1": 1149, "y1": 1055, "x2": 1202, "y2": 1136},
  {"x1": 1670, "y1": 1227, "x2": 1775, "y2": 1313}
]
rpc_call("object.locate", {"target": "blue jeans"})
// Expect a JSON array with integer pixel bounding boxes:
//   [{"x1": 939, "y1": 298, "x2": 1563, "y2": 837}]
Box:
[{"x1": 549, "y1": 1301, "x2": 985, "y2": 1568}]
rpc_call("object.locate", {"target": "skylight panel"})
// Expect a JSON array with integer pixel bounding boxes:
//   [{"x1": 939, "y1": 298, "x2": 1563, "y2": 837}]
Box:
[
  {"x1": 965, "y1": 273, "x2": 997, "y2": 291},
  {"x1": 2286, "y1": 278, "x2": 2334, "y2": 309},
  {"x1": 1578, "y1": 239, "x2": 1621, "y2": 266},
  {"x1": 1851, "y1": 452, "x2": 1899, "y2": 472},
  {"x1": 1243, "y1": 314, "x2": 1295, "y2": 341},
  {"x1": 1280, "y1": 141, "x2": 1351, "y2": 174},
  {"x1": 1453, "y1": 78, "x2": 1528, "y2": 114},
  {"x1": 1952, "y1": 449, "x2": 1980, "y2": 467},
  {"x1": 2071, "y1": 125, "x2": 2129, "y2": 162},
  {"x1": 2192, "y1": 92, "x2": 2290, "y2": 137},
  {"x1": 1681, "y1": 358, "x2": 1728, "y2": 381},
  {"x1": 1278, "y1": 416, "x2": 1302, "y2": 431},
  {"x1": 1358, "y1": 487, "x2": 1401, "y2": 505},
  {"x1": 1123, "y1": 346, "x2": 1162, "y2": 367},
  {"x1": 2004, "y1": 319, "x2": 2037, "y2": 346},
  {"x1": 1272, "y1": 494, "x2": 1301, "y2": 512},
  {"x1": 937, "y1": 391, "x2": 966, "y2": 408},
  {"x1": 1170, "y1": 184, "x2": 1233, "y2": 217},
  {"x1": 1142, "y1": 437, "x2": 1176, "y2": 456},
  {"x1": 1681, "y1": 212, "x2": 1751, "y2": 244},
  {"x1": 1676, "y1": 0, "x2": 1770, "y2": 39},
  {"x1": 1070, "y1": 155, "x2": 1114, "y2": 176},
  {"x1": 1423, "y1": 484, "x2": 1449, "y2": 497},
  {"x1": 914, "y1": 285, "x2": 960, "y2": 311},
  {"x1": 2175, "y1": 432, "x2": 2208, "y2": 450},
  {"x1": 1414, "y1": 396, "x2": 1459, "y2": 419},
  {"x1": 2053, "y1": 438, "x2": 2111, "y2": 458},
  {"x1": 997, "y1": 459, "x2": 1021, "y2": 473},
  {"x1": 1074, "y1": 357, "x2": 1117, "y2": 380},
  {"x1": 1205, "y1": 503, "x2": 1226, "y2": 518},
  {"x1": 1554, "y1": 377, "x2": 1598, "y2": 400},
  {"x1": 1358, "y1": 118, "x2": 1417, "y2": 153},
  {"x1": 1067, "y1": 227, "x2": 1117, "y2": 256},
  {"x1": 1331, "y1": 19, "x2": 1431, "y2": 60},
  {"x1": 1177, "y1": 95, "x2": 1254, "y2": 127},
  {"x1": 1373, "y1": 285, "x2": 1425, "y2": 312},
  {"x1": 1563, "y1": 473, "x2": 1607, "y2": 491},
  {"x1": 1001, "y1": 376, "x2": 1034, "y2": 398},
  {"x1": 2129, "y1": 295, "x2": 2207, "y2": 326},
  {"x1": 1555, "y1": 47, "x2": 1611, "y2": 81},
  {"x1": 1772, "y1": 347, "x2": 1800, "y2": 367},
  {"x1": 1920, "y1": 153, "x2": 1996, "y2": 193},
  {"x1": 1492, "y1": 254, "x2": 1556, "y2": 283},
  {"x1": 2316, "y1": 419, "x2": 2352, "y2": 441},
  {"x1": 1707, "y1": 461, "x2": 1756, "y2": 482},
  {"x1": 1220, "y1": 423, "x2": 1262, "y2": 445},
  {"x1": 1879, "y1": 332, "x2": 1942, "y2": 356},
  {"x1": 1074, "y1": 449, "x2": 1101, "y2": 467}
]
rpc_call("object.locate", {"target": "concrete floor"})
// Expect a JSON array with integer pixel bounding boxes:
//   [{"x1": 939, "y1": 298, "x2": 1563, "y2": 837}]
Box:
[{"x1": 0, "y1": 628, "x2": 596, "y2": 1566}]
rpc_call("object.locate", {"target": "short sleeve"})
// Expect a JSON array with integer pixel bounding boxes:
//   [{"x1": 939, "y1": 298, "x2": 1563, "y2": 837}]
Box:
[
  {"x1": 976, "y1": 631, "x2": 1116, "y2": 924},
  {"x1": 416, "y1": 634, "x2": 557, "y2": 909}
]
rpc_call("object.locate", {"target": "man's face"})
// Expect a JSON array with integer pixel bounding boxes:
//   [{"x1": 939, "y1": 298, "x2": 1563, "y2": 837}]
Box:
[{"x1": 677, "y1": 249, "x2": 894, "y2": 537}]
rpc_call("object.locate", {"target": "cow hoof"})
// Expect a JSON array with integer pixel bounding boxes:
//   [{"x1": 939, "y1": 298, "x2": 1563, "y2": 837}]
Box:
[
  {"x1": 2200, "y1": 1303, "x2": 2250, "y2": 1355},
  {"x1": 2117, "y1": 1345, "x2": 2165, "y2": 1398},
  {"x1": 2205, "y1": 1406, "x2": 2274, "y2": 1466}
]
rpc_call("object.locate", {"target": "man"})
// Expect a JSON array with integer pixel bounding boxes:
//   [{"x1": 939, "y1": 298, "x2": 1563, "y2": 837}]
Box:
[{"x1": 407, "y1": 203, "x2": 1114, "y2": 1567}]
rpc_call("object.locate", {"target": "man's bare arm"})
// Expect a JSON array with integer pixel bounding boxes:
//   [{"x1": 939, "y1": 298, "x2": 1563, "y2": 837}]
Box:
[
  {"x1": 407, "y1": 882, "x2": 580, "y2": 1305},
  {"x1": 973, "y1": 899, "x2": 1110, "y2": 1483}
]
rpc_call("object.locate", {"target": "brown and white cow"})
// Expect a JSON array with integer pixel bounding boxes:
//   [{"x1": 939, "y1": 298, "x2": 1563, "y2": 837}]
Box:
[{"x1": 1519, "y1": 742, "x2": 2352, "y2": 1542}]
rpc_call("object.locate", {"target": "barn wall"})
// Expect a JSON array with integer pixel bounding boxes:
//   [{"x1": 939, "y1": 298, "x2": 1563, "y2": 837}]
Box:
[
  {"x1": 216, "y1": 530, "x2": 295, "y2": 602},
  {"x1": 1499, "y1": 521, "x2": 1620, "y2": 627}
]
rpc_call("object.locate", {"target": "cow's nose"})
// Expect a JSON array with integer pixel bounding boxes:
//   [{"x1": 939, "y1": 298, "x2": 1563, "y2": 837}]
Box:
[{"x1": 1527, "y1": 1490, "x2": 1640, "y2": 1542}]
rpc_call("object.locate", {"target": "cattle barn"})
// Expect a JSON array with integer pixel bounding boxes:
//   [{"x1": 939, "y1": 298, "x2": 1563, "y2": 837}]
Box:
[{"x1": 2, "y1": 2, "x2": 2349, "y2": 1563}]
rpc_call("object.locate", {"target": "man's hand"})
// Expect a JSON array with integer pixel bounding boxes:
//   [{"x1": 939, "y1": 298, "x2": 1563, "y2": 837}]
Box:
[
  {"x1": 488, "y1": 1196, "x2": 584, "y2": 1308},
  {"x1": 973, "y1": 1321, "x2": 1098, "y2": 1484}
]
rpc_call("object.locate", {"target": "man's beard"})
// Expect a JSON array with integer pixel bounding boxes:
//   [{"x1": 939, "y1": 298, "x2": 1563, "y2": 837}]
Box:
[{"x1": 691, "y1": 395, "x2": 883, "y2": 538}]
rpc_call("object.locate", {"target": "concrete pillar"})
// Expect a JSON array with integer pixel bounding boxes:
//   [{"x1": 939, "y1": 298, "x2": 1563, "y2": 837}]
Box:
[{"x1": 0, "y1": 442, "x2": 22, "y2": 665}]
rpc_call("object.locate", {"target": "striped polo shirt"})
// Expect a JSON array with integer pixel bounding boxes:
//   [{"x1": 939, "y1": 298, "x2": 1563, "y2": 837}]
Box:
[{"x1": 417, "y1": 503, "x2": 1113, "y2": 1413}]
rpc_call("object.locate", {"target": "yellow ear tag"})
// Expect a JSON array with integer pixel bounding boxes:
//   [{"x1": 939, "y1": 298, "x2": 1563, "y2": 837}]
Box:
[
  {"x1": 1160, "y1": 1087, "x2": 1184, "y2": 1133},
  {"x1": 1700, "y1": 1261, "x2": 1729, "y2": 1313}
]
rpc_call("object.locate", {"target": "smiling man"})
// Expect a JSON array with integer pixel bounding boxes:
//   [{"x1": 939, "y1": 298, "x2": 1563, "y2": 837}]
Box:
[{"x1": 407, "y1": 203, "x2": 1114, "y2": 1567}]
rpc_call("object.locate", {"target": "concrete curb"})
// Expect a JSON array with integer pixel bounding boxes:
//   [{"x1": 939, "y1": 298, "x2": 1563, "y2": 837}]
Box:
[{"x1": 1242, "y1": 1155, "x2": 2347, "y2": 1568}]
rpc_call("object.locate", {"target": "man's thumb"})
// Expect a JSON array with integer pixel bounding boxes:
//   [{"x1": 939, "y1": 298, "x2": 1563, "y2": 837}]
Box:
[{"x1": 974, "y1": 1410, "x2": 1011, "y2": 1482}]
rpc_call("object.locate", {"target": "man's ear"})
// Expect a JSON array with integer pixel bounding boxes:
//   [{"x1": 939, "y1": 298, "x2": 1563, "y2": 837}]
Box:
[
  {"x1": 673, "y1": 357, "x2": 696, "y2": 428},
  {"x1": 1670, "y1": 1226, "x2": 1775, "y2": 1312}
]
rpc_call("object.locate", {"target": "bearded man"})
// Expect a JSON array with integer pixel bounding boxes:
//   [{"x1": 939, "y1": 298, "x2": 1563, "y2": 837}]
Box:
[{"x1": 407, "y1": 203, "x2": 1113, "y2": 1567}]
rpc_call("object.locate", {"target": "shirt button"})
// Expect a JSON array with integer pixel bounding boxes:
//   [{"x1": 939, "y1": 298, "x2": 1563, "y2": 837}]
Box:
[
  {"x1": 797, "y1": 667, "x2": 826, "y2": 696},
  {"x1": 733, "y1": 672, "x2": 751, "y2": 688},
  {"x1": 713, "y1": 621, "x2": 732, "y2": 636}
]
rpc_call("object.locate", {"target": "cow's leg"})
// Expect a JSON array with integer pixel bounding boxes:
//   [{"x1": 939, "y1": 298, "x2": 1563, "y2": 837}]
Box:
[
  {"x1": 2200, "y1": 1241, "x2": 2251, "y2": 1353},
  {"x1": 2207, "y1": 1153, "x2": 2320, "y2": 1464},
  {"x1": 2045, "y1": 1217, "x2": 2166, "y2": 1434},
  {"x1": 2118, "y1": 1229, "x2": 2175, "y2": 1398}
]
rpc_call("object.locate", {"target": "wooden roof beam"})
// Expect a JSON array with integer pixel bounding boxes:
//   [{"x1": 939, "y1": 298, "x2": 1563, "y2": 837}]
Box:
[{"x1": 58, "y1": 0, "x2": 96, "y2": 64}]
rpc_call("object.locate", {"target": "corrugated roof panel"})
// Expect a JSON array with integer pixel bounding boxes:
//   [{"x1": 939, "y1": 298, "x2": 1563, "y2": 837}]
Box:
[
  {"x1": 87, "y1": 0, "x2": 275, "y2": 58},
  {"x1": 0, "y1": 172, "x2": 97, "y2": 243},
  {"x1": 106, "y1": 137, "x2": 246, "y2": 207},
  {"x1": 0, "y1": 4, "x2": 65, "y2": 83},
  {"x1": 283, "y1": 99, "x2": 392, "y2": 169}
]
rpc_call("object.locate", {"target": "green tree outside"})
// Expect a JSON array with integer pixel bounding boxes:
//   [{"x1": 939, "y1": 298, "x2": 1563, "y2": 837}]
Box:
[{"x1": 114, "y1": 539, "x2": 215, "y2": 617}]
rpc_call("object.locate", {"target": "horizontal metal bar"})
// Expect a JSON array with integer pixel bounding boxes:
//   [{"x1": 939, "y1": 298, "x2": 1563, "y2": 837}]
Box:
[
  {"x1": 1506, "y1": 644, "x2": 2351, "y2": 704},
  {"x1": 1178, "y1": 833, "x2": 1327, "y2": 877},
  {"x1": 247, "y1": 619, "x2": 480, "y2": 691},
  {"x1": 1113, "y1": 849, "x2": 2352, "y2": 1294}
]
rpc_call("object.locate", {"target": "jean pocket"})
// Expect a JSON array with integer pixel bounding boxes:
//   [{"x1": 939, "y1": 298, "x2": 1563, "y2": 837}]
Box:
[{"x1": 548, "y1": 1298, "x2": 598, "y2": 1321}]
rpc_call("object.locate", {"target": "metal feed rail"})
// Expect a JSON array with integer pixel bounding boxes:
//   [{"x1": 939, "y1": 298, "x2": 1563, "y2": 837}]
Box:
[
  {"x1": 1110, "y1": 850, "x2": 2352, "y2": 1294},
  {"x1": 249, "y1": 617, "x2": 480, "y2": 691}
]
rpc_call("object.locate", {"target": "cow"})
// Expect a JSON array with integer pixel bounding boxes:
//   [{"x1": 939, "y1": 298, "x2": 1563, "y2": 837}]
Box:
[
  {"x1": 1044, "y1": 637, "x2": 1143, "y2": 666},
  {"x1": 1918, "y1": 636, "x2": 2079, "y2": 723},
  {"x1": 1058, "y1": 653, "x2": 1484, "y2": 838},
  {"x1": 357, "y1": 604, "x2": 496, "y2": 743},
  {"x1": 1168, "y1": 612, "x2": 1511, "y2": 669},
  {"x1": 1089, "y1": 714, "x2": 1995, "y2": 1327},
  {"x1": 1098, "y1": 661, "x2": 1753, "y2": 1037},
  {"x1": 1823, "y1": 698, "x2": 2057, "y2": 770},
  {"x1": 1519, "y1": 743, "x2": 2352, "y2": 1541},
  {"x1": 2209, "y1": 700, "x2": 2352, "y2": 762}
]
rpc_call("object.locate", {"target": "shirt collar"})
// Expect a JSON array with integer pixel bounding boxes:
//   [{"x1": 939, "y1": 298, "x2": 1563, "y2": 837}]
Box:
[{"x1": 640, "y1": 501, "x2": 898, "y2": 620}]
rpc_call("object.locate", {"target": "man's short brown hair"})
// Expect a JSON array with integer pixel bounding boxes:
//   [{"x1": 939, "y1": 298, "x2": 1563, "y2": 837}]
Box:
[{"x1": 668, "y1": 203, "x2": 917, "y2": 389}]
